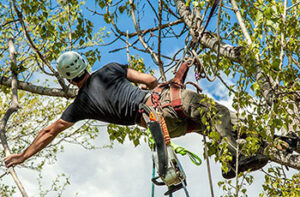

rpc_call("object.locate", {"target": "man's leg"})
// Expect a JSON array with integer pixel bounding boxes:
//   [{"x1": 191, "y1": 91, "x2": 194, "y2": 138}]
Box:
[
  {"x1": 180, "y1": 89, "x2": 238, "y2": 151},
  {"x1": 160, "y1": 88, "x2": 268, "y2": 179},
  {"x1": 158, "y1": 88, "x2": 236, "y2": 147}
]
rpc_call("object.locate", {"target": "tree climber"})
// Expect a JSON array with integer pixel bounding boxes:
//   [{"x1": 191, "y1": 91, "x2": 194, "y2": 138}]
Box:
[{"x1": 4, "y1": 51, "x2": 268, "y2": 179}]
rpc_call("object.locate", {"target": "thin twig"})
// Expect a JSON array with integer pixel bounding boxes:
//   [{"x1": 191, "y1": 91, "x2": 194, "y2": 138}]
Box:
[
  {"x1": 126, "y1": 31, "x2": 130, "y2": 65},
  {"x1": 215, "y1": 0, "x2": 223, "y2": 69},
  {"x1": 204, "y1": 136, "x2": 214, "y2": 197},
  {"x1": 158, "y1": 0, "x2": 163, "y2": 69},
  {"x1": 286, "y1": 1, "x2": 300, "y2": 10},
  {"x1": 12, "y1": 0, "x2": 69, "y2": 96},
  {"x1": 235, "y1": 86, "x2": 241, "y2": 197},
  {"x1": 129, "y1": 0, "x2": 166, "y2": 81}
]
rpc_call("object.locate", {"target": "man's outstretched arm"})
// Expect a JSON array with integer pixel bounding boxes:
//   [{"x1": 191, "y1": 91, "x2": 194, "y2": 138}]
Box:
[
  {"x1": 127, "y1": 68, "x2": 158, "y2": 90},
  {"x1": 4, "y1": 119, "x2": 74, "y2": 168}
]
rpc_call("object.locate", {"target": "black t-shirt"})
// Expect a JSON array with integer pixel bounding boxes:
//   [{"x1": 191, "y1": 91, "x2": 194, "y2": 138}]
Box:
[{"x1": 61, "y1": 63, "x2": 148, "y2": 125}]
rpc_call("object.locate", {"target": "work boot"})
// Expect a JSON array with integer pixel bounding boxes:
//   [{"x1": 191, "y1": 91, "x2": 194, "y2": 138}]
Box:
[{"x1": 222, "y1": 154, "x2": 268, "y2": 179}]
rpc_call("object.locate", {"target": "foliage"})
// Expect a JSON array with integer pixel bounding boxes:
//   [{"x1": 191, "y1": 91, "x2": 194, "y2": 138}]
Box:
[
  {"x1": 38, "y1": 172, "x2": 70, "y2": 197},
  {"x1": 260, "y1": 167, "x2": 300, "y2": 197},
  {"x1": 0, "y1": 0, "x2": 299, "y2": 196},
  {"x1": 107, "y1": 124, "x2": 148, "y2": 147},
  {"x1": 0, "y1": 0, "x2": 107, "y2": 195},
  {"x1": 0, "y1": 183, "x2": 16, "y2": 197}
]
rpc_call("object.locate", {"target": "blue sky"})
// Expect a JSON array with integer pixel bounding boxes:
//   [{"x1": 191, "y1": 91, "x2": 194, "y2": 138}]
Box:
[{"x1": 2, "y1": 1, "x2": 299, "y2": 197}]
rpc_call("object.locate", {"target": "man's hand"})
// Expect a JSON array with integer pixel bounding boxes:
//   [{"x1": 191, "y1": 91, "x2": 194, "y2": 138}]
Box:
[
  {"x1": 4, "y1": 153, "x2": 25, "y2": 168},
  {"x1": 138, "y1": 83, "x2": 149, "y2": 90},
  {"x1": 3, "y1": 119, "x2": 73, "y2": 169}
]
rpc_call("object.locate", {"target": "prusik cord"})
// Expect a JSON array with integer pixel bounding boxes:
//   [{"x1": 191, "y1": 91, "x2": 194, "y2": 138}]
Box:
[{"x1": 158, "y1": 113, "x2": 170, "y2": 145}]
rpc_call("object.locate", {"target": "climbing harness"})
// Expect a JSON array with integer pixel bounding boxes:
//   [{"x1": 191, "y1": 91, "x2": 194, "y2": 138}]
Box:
[
  {"x1": 139, "y1": 62, "x2": 204, "y2": 196},
  {"x1": 146, "y1": 62, "x2": 202, "y2": 119}
]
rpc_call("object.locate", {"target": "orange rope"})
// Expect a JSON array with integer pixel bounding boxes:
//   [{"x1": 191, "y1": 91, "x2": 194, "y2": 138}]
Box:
[{"x1": 158, "y1": 113, "x2": 170, "y2": 145}]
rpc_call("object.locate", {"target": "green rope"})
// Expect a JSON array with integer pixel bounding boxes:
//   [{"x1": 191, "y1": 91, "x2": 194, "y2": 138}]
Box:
[
  {"x1": 147, "y1": 127, "x2": 201, "y2": 197},
  {"x1": 147, "y1": 127, "x2": 201, "y2": 166},
  {"x1": 170, "y1": 142, "x2": 202, "y2": 166},
  {"x1": 151, "y1": 158, "x2": 155, "y2": 197}
]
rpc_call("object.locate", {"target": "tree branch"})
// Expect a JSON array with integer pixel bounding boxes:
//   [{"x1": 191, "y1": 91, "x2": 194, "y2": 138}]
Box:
[
  {"x1": 88, "y1": 4, "x2": 183, "y2": 39},
  {"x1": 12, "y1": 0, "x2": 70, "y2": 97},
  {"x1": 129, "y1": 0, "x2": 166, "y2": 81},
  {"x1": 268, "y1": 149, "x2": 300, "y2": 170},
  {"x1": 286, "y1": 1, "x2": 300, "y2": 10},
  {"x1": 174, "y1": 0, "x2": 243, "y2": 61},
  {"x1": 0, "y1": 38, "x2": 28, "y2": 197},
  {"x1": 158, "y1": 0, "x2": 163, "y2": 70},
  {"x1": 0, "y1": 76, "x2": 77, "y2": 98}
]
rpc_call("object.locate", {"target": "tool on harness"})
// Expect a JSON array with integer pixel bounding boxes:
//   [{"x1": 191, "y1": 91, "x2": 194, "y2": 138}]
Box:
[
  {"x1": 152, "y1": 145, "x2": 189, "y2": 196},
  {"x1": 140, "y1": 103, "x2": 168, "y2": 177},
  {"x1": 142, "y1": 62, "x2": 204, "y2": 196},
  {"x1": 140, "y1": 103, "x2": 189, "y2": 196}
]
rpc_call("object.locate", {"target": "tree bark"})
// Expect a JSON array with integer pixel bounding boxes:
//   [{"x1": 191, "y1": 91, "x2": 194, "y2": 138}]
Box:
[
  {"x1": 173, "y1": 0, "x2": 278, "y2": 105},
  {"x1": 174, "y1": 0, "x2": 243, "y2": 61},
  {"x1": 0, "y1": 76, "x2": 77, "y2": 98},
  {"x1": 268, "y1": 149, "x2": 300, "y2": 170},
  {"x1": 0, "y1": 38, "x2": 28, "y2": 197},
  {"x1": 173, "y1": 0, "x2": 300, "y2": 170}
]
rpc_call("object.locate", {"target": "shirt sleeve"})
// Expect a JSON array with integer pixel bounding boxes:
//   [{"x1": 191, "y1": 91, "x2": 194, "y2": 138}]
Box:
[
  {"x1": 61, "y1": 96, "x2": 89, "y2": 123},
  {"x1": 102, "y1": 63, "x2": 128, "y2": 79},
  {"x1": 61, "y1": 103, "x2": 80, "y2": 123}
]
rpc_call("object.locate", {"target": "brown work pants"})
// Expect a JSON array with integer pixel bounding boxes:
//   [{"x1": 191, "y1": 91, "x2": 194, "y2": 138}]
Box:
[{"x1": 158, "y1": 88, "x2": 238, "y2": 153}]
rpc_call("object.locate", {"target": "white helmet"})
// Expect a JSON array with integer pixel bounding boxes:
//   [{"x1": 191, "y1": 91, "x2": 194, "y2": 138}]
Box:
[{"x1": 56, "y1": 51, "x2": 87, "y2": 79}]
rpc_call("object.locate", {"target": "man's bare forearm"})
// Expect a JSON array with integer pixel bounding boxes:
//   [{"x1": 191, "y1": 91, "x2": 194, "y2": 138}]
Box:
[
  {"x1": 22, "y1": 129, "x2": 58, "y2": 160},
  {"x1": 127, "y1": 68, "x2": 158, "y2": 90},
  {"x1": 4, "y1": 119, "x2": 73, "y2": 168}
]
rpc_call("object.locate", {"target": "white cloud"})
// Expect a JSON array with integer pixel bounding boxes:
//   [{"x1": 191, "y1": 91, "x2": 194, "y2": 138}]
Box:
[{"x1": 6, "y1": 64, "x2": 297, "y2": 197}]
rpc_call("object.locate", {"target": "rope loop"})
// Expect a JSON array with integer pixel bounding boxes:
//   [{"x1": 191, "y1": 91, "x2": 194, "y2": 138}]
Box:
[{"x1": 170, "y1": 142, "x2": 202, "y2": 166}]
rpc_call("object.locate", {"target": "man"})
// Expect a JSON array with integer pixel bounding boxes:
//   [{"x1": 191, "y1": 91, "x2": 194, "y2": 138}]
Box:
[{"x1": 4, "y1": 51, "x2": 267, "y2": 179}]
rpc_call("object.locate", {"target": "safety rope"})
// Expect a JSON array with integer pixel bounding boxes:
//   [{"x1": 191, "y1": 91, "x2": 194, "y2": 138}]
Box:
[
  {"x1": 204, "y1": 136, "x2": 214, "y2": 197},
  {"x1": 158, "y1": 113, "x2": 170, "y2": 145},
  {"x1": 151, "y1": 155, "x2": 155, "y2": 197},
  {"x1": 170, "y1": 142, "x2": 202, "y2": 166},
  {"x1": 174, "y1": 153, "x2": 190, "y2": 197}
]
